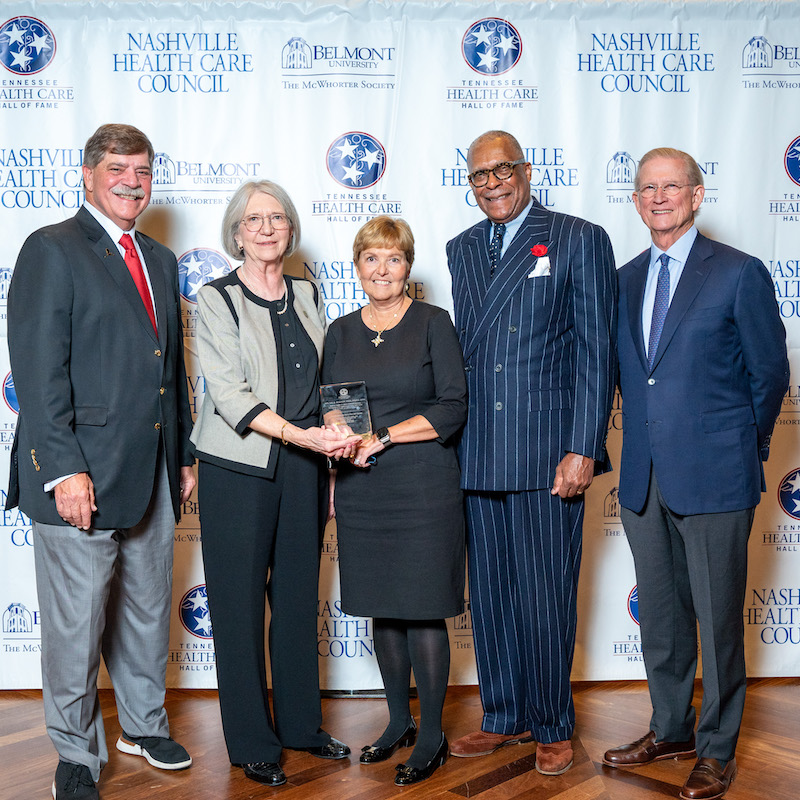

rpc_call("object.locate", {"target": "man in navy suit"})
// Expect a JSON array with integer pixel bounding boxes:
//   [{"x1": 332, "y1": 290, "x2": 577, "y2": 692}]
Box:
[
  {"x1": 447, "y1": 130, "x2": 617, "y2": 775},
  {"x1": 7, "y1": 124, "x2": 196, "y2": 800},
  {"x1": 603, "y1": 148, "x2": 788, "y2": 800}
]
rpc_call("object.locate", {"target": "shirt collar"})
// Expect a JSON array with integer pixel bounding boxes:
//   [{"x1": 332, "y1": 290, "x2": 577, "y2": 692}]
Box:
[
  {"x1": 493, "y1": 196, "x2": 533, "y2": 241},
  {"x1": 649, "y1": 225, "x2": 698, "y2": 268},
  {"x1": 83, "y1": 201, "x2": 136, "y2": 246}
]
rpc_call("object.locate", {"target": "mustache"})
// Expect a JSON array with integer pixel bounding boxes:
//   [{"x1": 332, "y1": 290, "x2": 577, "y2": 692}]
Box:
[{"x1": 110, "y1": 185, "x2": 146, "y2": 200}]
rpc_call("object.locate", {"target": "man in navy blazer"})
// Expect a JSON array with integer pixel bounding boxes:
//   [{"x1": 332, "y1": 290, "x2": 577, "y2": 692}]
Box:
[
  {"x1": 603, "y1": 148, "x2": 788, "y2": 800},
  {"x1": 7, "y1": 124, "x2": 196, "y2": 800},
  {"x1": 447, "y1": 130, "x2": 617, "y2": 775}
]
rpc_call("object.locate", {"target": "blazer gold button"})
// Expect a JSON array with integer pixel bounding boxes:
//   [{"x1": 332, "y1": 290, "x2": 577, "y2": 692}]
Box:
[
  {"x1": 159, "y1": 387, "x2": 165, "y2": 395},
  {"x1": 154, "y1": 349, "x2": 162, "y2": 357},
  {"x1": 154, "y1": 422, "x2": 161, "y2": 430}
]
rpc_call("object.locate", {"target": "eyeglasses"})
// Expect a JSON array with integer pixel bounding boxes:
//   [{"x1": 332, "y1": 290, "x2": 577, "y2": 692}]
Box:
[
  {"x1": 467, "y1": 159, "x2": 527, "y2": 187},
  {"x1": 241, "y1": 213, "x2": 290, "y2": 232},
  {"x1": 636, "y1": 183, "x2": 692, "y2": 198}
]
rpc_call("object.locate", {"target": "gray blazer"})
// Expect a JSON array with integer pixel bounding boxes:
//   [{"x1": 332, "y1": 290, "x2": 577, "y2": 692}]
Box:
[{"x1": 190, "y1": 273, "x2": 325, "y2": 475}]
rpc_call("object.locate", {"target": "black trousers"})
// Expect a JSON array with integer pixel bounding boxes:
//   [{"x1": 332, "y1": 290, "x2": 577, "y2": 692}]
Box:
[{"x1": 199, "y1": 450, "x2": 328, "y2": 763}]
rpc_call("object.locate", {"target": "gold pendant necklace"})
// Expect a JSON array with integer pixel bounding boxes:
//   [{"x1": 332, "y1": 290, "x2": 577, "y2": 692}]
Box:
[{"x1": 368, "y1": 303, "x2": 400, "y2": 347}]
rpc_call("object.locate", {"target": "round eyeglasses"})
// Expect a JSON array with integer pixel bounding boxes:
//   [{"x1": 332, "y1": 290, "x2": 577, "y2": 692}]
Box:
[
  {"x1": 636, "y1": 184, "x2": 692, "y2": 198},
  {"x1": 241, "y1": 213, "x2": 290, "y2": 232},
  {"x1": 467, "y1": 159, "x2": 527, "y2": 187}
]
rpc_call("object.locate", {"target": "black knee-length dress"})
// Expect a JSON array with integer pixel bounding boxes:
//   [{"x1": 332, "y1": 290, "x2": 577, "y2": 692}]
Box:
[{"x1": 322, "y1": 301, "x2": 467, "y2": 619}]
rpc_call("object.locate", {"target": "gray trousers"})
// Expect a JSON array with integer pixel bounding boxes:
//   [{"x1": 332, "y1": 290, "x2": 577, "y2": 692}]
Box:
[
  {"x1": 33, "y1": 455, "x2": 175, "y2": 781},
  {"x1": 621, "y1": 470, "x2": 753, "y2": 763}
]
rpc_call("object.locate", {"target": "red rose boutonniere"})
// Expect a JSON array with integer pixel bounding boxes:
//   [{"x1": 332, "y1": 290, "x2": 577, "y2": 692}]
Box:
[{"x1": 528, "y1": 244, "x2": 551, "y2": 278}]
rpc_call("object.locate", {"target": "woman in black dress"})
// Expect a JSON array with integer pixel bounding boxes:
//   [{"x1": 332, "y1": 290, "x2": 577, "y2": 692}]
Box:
[{"x1": 322, "y1": 216, "x2": 467, "y2": 785}]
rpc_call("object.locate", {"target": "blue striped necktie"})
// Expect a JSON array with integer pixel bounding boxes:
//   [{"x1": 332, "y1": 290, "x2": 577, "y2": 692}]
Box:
[{"x1": 648, "y1": 252, "x2": 670, "y2": 370}]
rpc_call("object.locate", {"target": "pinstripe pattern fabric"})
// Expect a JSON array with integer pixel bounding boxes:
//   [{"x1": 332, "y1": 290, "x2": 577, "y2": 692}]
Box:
[
  {"x1": 447, "y1": 198, "x2": 617, "y2": 742},
  {"x1": 465, "y1": 490, "x2": 583, "y2": 742},
  {"x1": 447, "y1": 199, "x2": 617, "y2": 492}
]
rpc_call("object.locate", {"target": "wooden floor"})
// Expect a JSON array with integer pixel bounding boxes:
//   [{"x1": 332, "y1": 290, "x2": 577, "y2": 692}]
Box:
[{"x1": 2, "y1": 679, "x2": 798, "y2": 800}]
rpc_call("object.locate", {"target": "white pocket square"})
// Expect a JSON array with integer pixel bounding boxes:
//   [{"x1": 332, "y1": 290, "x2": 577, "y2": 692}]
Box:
[{"x1": 527, "y1": 256, "x2": 551, "y2": 278}]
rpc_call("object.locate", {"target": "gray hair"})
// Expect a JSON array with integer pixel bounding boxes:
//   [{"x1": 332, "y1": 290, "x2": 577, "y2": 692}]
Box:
[
  {"x1": 83, "y1": 124, "x2": 154, "y2": 169},
  {"x1": 467, "y1": 130, "x2": 524, "y2": 169},
  {"x1": 221, "y1": 180, "x2": 301, "y2": 260},
  {"x1": 634, "y1": 147, "x2": 704, "y2": 191}
]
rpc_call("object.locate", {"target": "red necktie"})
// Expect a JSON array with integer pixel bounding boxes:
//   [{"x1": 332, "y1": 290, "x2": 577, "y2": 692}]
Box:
[{"x1": 119, "y1": 233, "x2": 158, "y2": 335}]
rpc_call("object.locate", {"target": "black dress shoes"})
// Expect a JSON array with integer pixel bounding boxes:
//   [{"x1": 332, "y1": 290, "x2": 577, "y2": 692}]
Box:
[
  {"x1": 360, "y1": 719, "x2": 417, "y2": 764},
  {"x1": 237, "y1": 762, "x2": 286, "y2": 786},
  {"x1": 394, "y1": 733, "x2": 448, "y2": 786},
  {"x1": 300, "y1": 737, "x2": 351, "y2": 760}
]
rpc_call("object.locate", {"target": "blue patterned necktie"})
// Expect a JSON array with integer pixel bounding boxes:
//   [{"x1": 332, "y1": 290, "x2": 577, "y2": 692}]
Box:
[
  {"x1": 648, "y1": 252, "x2": 670, "y2": 371},
  {"x1": 489, "y1": 222, "x2": 505, "y2": 278}
]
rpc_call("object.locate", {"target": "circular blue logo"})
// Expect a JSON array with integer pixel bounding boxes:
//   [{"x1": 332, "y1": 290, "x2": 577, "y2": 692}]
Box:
[
  {"x1": 462, "y1": 18, "x2": 522, "y2": 76},
  {"x1": 3, "y1": 372, "x2": 18, "y2": 415},
  {"x1": 0, "y1": 17, "x2": 56, "y2": 75},
  {"x1": 326, "y1": 132, "x2": 386, "y2": 189},
  {"x1": 179, "y1": 584, "x2": 213, "y2": 639},
  {"x1": 778, "y1": 468, "x2": 800, "y2": 520},
  {"x1": 177, "y1": 248, "x2": 231, "y2": 304},
  {"x1": 627, "y1": 585, "x2": 639, "y2": 625},
  {"x1": 785, "y1": 136, "x2": 800, "y2": 187}
]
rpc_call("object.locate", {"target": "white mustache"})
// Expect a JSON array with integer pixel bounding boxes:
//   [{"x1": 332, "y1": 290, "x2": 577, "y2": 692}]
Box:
[{"x1": 111, "y1": 185, "x2": 146, "y2": 200}]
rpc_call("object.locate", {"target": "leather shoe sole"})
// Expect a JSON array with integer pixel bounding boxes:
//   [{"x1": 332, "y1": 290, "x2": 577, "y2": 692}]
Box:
[
  {"x1": 603, "y1": 730, "x2": 696, "y2": 768},
  {"x1": 450, "y1": 730, "x2": 534, "y2": 758},
  {"x1": 679, "y1": 758, "x2": 737, "y2": 800}
]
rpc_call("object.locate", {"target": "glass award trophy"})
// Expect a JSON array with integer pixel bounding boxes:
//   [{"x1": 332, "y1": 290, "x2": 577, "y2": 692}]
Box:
[{"x1": 319, "y1": 381, "x2": 372, "y2": 439}]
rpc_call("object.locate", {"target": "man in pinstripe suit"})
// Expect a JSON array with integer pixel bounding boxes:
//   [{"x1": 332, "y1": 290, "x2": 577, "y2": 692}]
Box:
[{"x1": 447, "y1": 131, "x2": 617, "y2": 775}]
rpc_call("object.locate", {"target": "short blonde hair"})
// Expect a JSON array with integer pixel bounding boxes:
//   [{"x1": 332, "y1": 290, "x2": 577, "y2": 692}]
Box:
[{"x1": 352, "y1": 216, "x2": 414, "y2": 266}]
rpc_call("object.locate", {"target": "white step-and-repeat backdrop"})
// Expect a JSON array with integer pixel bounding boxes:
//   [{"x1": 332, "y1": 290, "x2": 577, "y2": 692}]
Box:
[{"x1": 1, "y1": 0, "x2": 799, "y2": 690}]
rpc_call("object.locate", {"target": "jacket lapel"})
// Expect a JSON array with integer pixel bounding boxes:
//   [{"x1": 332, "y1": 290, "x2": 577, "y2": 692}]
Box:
[
  {"x1": 649, "y1": 233, "x2": 713, "y2": 371},
  {"x1": 463, "y1": 200, "x2": 550, "y2": 359},
  {"x1": 626, "y1": 250, "x2": 650, "y2": 372},
  {"x1": 77, "y1": 208, "x2": 161, "y2": 345}
]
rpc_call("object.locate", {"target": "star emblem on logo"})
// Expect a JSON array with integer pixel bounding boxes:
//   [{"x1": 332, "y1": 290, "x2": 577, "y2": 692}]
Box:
[
  {"x1": 326, "y1": 132, "x2": 386, "y2": 189},
  {"x1": 178, "y1": 249, "x2": 232, "y2": 304},
  {"x1": 462, "y1": 18, "x2": 522, "y2": 76},
  {"x1": 179, "y1": 585, "x2": 213, "y2": 639}
]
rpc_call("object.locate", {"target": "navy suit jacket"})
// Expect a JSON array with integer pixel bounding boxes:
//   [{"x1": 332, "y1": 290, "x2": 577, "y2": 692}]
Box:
[
  {"x1": 447, "y1": 199, "x2": 617, "y2": 492},
  {"x1": 617, "y1": 232, "x2": 789, "y2": 515},
  {"x1": 6, "y1": 206, "x2": 195, "y2": 527}
]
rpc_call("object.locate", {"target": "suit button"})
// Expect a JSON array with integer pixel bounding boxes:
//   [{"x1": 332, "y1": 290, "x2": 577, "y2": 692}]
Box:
[
  {"x1": 465, "y1": 365, "x2": 472, "y2": 373},
  {"x1": 495, "y1": 402, "x2": 503, "y2": 411},
  {"x1": 154, "y1": 349, "x2": 162, "y2": 357},
  {"x1": 159, "y1": 387, "x2": 165, "y2": 395},
  {"x1": 154, "y1": 422, "x2": 161, "y2": 430},
  {"x1": 647, "y1": 378, "x2": 656, "y2": 386},
  {"x1": 508, "y1": 326, "x2": 517, "y2": 333},
  {"x1": 495, "y1": 363, "x2": 503, "y2": 372}
]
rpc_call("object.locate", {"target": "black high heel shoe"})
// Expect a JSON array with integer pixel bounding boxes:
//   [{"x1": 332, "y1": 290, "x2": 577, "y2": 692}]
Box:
[
  {"x1": 360, "y1": 718, "x2": 417, "y2": 764},
  {"x1": 394, "y1": 733, "x2": 448, "y2": 785}
]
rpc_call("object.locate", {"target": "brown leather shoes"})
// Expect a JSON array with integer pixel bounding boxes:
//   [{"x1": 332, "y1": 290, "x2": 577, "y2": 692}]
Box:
[
  {"x1": 603, "y1": 730, "x2": 696, "y2": 767},
  {"x1": 680, "y1": 758, "x2": 737, "y2": 800},
  {"x1": 535, "y1": 739, "x2": 573, "y2": 775},
  {"x1": 449, "y1": 730, "x2": 534, "y2": 758}
]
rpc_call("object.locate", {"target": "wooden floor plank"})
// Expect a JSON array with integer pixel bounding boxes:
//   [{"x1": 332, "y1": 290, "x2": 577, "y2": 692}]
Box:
[{"x1": 1, "y1": 679, "x2": 797, "y2": 799}]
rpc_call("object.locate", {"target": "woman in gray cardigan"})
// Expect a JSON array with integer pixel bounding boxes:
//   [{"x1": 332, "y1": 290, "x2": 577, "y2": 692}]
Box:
[{"x1": 190, "y1": 180, "x2": 359, "y2": 787}]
